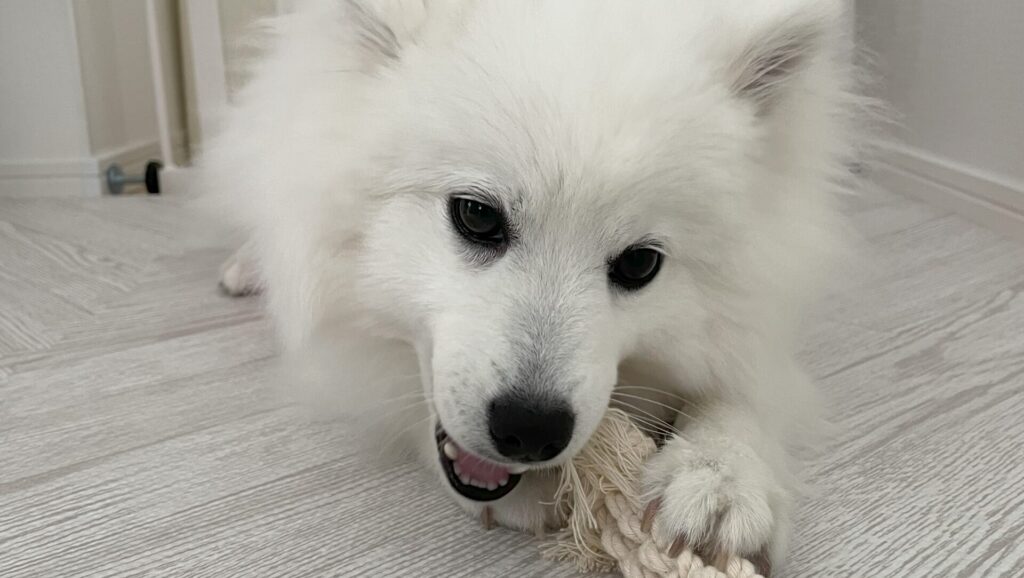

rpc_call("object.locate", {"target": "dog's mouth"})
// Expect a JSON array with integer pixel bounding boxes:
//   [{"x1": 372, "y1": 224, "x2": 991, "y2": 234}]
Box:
[{"x1": 435, "y1": 425, "x2": 523, "y2": 502}]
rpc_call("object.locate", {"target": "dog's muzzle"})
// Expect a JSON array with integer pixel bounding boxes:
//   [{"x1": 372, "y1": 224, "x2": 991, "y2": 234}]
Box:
[{"x1": 435, "y1": 424, "x2": 523, "y2": 502}]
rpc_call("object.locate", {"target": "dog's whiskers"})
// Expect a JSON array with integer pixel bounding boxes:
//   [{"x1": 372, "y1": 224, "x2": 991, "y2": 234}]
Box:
[
  {"x1": 375, "y1": 400, "x2": 431, "y2": 422},
  {"x1": 370, "y1": 389, "x2": 430, "y2": 406},
  {"x1": 623, "y1": 416, "x2": 677, "y2": 440},
  {"x1": 373, "y1": 387, "x2": 462, "y2": 458},
  {"x1": 358, "y1": 372, "x2": 422, "y2": 394},
  {"x1": 607, "y1": 399, "x2": 680, "y2": 439},
  {"x1": 377, "y1": 413, "x2": 435, "y2": 459},
  {"x1": 614, "y1": 385, "x2": 695, "y2": 406},
  {"x1": 611, "y1": 391, "x2": 696, "y2": 423}
]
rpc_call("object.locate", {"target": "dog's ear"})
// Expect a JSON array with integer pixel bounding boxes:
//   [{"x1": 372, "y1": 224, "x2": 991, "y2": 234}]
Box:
[
  {"x1": 342, "y1": 0, "x2": 469, "y2": 67},
  {"x1": 727, "y1": 11, "x2": 832, "y2": 115},
  {"x1": 343, "y1": 0, "x2": 403, "y2": 64}
]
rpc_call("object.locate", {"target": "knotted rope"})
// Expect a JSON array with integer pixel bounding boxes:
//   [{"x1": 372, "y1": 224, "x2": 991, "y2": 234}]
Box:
[{"x1": 541, "y1": 409, "x2": 764, "y2": 578}]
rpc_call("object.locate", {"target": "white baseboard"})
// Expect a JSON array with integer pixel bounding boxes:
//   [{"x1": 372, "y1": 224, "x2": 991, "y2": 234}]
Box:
[
  {"x1": 0, "y1": 174, "x2": 106, "y2": 198},
  {"x1": 875, "y1": 143, "x2": 1024, "y2": 243},
  {"x1": 0, "y1": 158, "x2": 106, "y2": 197},
  {"x1": 0, "y1": 132, "x2": 187, "y2": 198}
]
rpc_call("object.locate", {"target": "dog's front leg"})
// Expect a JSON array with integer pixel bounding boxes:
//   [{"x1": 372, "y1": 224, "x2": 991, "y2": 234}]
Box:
[{"x1": 642, "y1": 387, "x2": 804, "y2": 575}]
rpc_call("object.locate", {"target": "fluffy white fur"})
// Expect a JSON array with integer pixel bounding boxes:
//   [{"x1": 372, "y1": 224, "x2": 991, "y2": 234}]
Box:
[{"x1": 198, "y1": 0, "x2": 862, "y2": 567}]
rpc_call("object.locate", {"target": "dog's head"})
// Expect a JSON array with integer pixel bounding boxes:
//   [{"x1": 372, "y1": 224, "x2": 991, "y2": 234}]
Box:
[{"x1": 304, "y1": 0, "x2": 851, "y2": 501}]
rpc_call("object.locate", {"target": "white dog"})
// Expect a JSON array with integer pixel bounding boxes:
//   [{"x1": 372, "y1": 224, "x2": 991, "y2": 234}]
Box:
[{"x1": 202, "y1": 0, "x2": 860, "y2": 572}]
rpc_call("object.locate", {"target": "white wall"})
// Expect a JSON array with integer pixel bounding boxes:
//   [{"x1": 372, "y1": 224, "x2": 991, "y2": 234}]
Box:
[
  {"x1": 0, "y1": 2, "x2": 96, "y2": 195},
  {"x1": 0, "y1": 0, "x2": 187, "y2": 197},
  {"x1": 859, "y1": 0, "x2": 1024, "y2": 236}
]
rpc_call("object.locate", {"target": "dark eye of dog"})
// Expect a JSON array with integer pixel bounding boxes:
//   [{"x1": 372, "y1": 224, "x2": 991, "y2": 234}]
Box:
[
  {"x1": 609, "y1": 247, "x2": 662, "y2": 290},
  {"x1": 450, "y1": 197, "x2": 506, "y2": 245}
]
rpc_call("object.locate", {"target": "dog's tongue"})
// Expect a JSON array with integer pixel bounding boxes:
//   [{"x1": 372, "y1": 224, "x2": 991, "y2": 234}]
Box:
[{"x1": 453, "y1": 444, "x2": 511, "y2": 485}]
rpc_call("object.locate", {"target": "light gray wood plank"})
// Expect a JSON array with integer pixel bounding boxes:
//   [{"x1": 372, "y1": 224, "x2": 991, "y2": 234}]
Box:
[
  {"x1": 791, "y1": 272, "x2": 1024, "y2": 576},
  {"x1": 0, "y1": 409, "x2": 576, "y2": 578}
]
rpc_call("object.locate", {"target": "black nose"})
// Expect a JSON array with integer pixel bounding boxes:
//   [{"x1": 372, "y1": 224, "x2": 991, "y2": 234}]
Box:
[{"x1": 488, "y1": 394, "x2": 575, "y2": 462}]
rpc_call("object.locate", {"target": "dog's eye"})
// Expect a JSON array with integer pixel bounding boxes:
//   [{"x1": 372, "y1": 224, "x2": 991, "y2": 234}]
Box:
[
  {"x1": 450, "y1": 197, "x2": 506, "y2": 245},
  {"x1": 609, "y1": 247, "x2": 662, "y2": 290}
]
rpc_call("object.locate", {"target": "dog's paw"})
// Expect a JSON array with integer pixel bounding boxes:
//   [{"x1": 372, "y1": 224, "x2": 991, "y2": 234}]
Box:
[
  {"x1": 642, "y1": 435, "x2": 782, "y2": 575},
  {"x1": 218, "y1": 247, "x2": 261, "y2": 296}
]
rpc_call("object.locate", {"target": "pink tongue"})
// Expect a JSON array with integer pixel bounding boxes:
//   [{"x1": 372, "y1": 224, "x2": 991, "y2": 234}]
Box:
[{"x1": 454, "y1": 446, "x2": 511, "y2": 484}]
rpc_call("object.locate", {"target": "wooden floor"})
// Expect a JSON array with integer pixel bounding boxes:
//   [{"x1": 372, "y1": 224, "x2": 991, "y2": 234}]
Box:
[{"x1": 1, "y1": 187, "x2": 1022, "y2": 577}]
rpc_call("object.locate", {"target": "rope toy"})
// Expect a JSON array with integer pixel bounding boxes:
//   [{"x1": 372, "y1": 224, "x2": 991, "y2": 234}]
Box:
[{"x1": 539, "y1": 409, "x2": 765, "y2": 578}]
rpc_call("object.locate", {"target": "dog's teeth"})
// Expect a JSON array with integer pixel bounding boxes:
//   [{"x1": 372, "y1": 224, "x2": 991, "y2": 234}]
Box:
[
  {"x1": 486, "y1": 481, "x2": 498, "y2": 491},
  {"x1": 459, "y1": 473, "x2": 471, "y2": 485},
  {"x1": 443, "y1": 442, "x2": 458, "y2": 460},
  {"x1": 453, "y1": 462, "x2": 462, "y2": 476},
  {"x1": 498, "y1": 478, "x2": 508, "y2": 487},
  {"x1": 508, "y1": 465, "x2": 527, "y2": 475}
]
